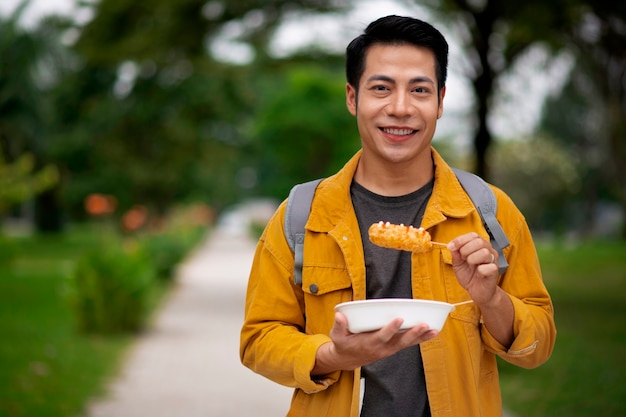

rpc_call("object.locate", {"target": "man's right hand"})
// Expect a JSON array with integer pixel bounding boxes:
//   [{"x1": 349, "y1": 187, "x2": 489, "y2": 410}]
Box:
[{"x1": 311, "y1": 311, "x2": 439, "y2": 376}]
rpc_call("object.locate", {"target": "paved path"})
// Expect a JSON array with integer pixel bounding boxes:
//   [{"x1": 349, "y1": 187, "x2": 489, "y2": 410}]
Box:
[{"x1": 86, "y1": 227, "x2": 293, "y2": 417}]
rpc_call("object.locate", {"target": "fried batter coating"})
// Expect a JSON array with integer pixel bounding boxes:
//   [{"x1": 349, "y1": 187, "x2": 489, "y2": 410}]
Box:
[{"x1": 368, "y1": 221, "x2": 433, "y2": 253}]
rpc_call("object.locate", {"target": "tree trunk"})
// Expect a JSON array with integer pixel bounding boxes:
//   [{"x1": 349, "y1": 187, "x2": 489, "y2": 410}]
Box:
[
  {"x1": 34, "y1": 187, "x2": 64, "y2": 233},
  {"x1": 468, "y1": 2, "x2": 497, "y2": 181},
  {"x1": 473, "y1": 82, "x2": 492, "y2": 179},
  {"x1": 607, "y1": 98, "x2": 626, "y2": 240}
]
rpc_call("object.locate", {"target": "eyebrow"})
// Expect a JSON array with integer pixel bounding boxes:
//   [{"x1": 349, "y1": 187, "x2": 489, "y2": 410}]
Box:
[{"x1": 366, "y1": 74, "x2": 435, "y2": 85}]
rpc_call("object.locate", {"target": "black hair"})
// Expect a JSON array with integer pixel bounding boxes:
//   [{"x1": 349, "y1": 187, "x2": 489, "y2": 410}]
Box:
[{"x1": 346, "y1": 15, "x2": 449, "y2": 94}]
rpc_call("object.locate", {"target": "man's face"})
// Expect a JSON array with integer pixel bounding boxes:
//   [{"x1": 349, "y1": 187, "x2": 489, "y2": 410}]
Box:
[{"x1": 346, "y1": 43, "x2": 445, "y2": 167}]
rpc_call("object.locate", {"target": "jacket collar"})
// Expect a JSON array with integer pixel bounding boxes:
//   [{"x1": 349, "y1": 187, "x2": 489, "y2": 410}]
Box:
[
  {"x1": 307, "y1": 148, "x2": 476, "y2": 232},
  {"x1": 422, "y1": 149, "x2": 476, "y2": 229}
]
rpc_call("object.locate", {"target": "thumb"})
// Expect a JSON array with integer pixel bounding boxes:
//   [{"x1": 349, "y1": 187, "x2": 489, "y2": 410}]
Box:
[{"x1": 334, "y1": 311, "x2": 351, "y2": 334}]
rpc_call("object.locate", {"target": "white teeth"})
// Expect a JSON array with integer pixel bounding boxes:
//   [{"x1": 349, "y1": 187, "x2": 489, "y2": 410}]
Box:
[{"x1": 383, "y1": 128, "x2": 414, "y2": 135}]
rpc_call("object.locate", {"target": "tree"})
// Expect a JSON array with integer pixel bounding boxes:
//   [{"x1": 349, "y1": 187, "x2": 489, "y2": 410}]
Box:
[
  {"x1": 421, "y1": 0, "x2": 578, "y2": 179},
  {"x1": 0, "y1": 3, "x2": 69, "y2": 231},
  {"x1": 252, "y1": 65, "x2": 359, "y2": 199},
  {"x1": 51, "y1": 0, "x2": 350, "y2": 216},
  {"x1": 540, "y1": 0, "x2": 626, "y2": 238}
]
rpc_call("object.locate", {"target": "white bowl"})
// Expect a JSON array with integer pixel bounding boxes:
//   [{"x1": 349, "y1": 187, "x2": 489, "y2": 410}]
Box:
[{"x1": 334, "y1": 299, "x2": 455, "y2": 333}]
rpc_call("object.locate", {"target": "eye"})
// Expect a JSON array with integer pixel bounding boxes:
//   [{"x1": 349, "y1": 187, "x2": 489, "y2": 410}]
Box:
[
  {"x1": 372, "y1": 85, "x2": 389, "y2": 92},
  {"x1": 413, "y1": 86, "x2": 430, "y2": 94}
]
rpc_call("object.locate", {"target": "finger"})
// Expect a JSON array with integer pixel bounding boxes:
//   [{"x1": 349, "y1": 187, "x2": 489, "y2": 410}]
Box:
[
  {"x1": 450, "y1": 235, "x2": 488, "y2": 265},
  {"x1": 377, "y1": 318, "x2": 405, "y2": 342},
  {"x1": 402, "y1": 323, "x2": 434, "y2": 339},
  {"x1": 476, "y1": 262, "x2": 499, "y2": 276},
  {"x1": 399, "y1": 325, "x2": 439, "y2": 346},
  {"x1": 466, "y1": 247, "x2": 494, "y2": 266},
  {"x1": 447, "y1": 232, "x2": 479, "y2": 251},
  {"x1": 480, "y1": 249, "x2": 497, "y2": 266}
]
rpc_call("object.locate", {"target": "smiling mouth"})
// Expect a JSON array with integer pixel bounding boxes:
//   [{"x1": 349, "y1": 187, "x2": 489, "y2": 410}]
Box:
[{"x1": 381, "y1": 127, "x2": 417, "y2": 136}]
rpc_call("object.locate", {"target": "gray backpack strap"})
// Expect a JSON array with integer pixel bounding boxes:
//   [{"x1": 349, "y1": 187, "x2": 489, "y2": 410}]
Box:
[
  {"x1": 452, "y1": 168, "x2": 510, "y2": 275},
  {"x1": 285, "y1": 178, "x2": 323, "y2": 285}
]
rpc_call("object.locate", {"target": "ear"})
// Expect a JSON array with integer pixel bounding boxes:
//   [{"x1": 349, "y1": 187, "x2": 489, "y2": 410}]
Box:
[
  {"x1": 346, "y1": 83, "x2": 357, "y2": 116},
  {"x1": 437, "y1": 85, "x2": 446, "y2": 119}
]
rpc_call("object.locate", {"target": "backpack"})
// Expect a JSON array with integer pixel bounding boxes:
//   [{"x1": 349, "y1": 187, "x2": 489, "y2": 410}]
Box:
[{"x1": 284, "y1": 169, "x2": 510, "y2": 286}]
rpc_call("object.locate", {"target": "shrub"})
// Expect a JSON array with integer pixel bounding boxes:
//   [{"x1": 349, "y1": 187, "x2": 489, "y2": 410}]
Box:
[
  {"x1": 64, "y1": 241, "x2": 156, "y2": 334},
  {"x1": 137, "y1": 227, "x2": 205, "y2": 282},
  {"x1": 139, "y1": 232, "x2": 189, "y2": 281}
]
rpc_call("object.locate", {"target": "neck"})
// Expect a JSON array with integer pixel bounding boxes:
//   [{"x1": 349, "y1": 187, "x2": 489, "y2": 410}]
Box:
[{"x1": 354, "y1": 154, "x2": 434, "y2": 197}]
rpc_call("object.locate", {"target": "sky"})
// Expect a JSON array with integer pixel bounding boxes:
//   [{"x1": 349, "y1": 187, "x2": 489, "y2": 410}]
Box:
[
  {"x1": 1, "y1": 0, "x2": 572, "y2": 145},
  {"x1": 0, "y1": 0, "x2": 78, "y2": 26}
]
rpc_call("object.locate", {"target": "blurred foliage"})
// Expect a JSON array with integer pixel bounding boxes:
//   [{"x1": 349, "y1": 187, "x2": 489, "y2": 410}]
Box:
[
  {"x1": 0, "y1": 4, "x2": 66, "y2": 155},
  {"x1": 491, "y1": 136, "x2": 581, "y2": 233},
  {"x1": 134, "y1": 204, "x2": 210, "y2": 281},
  {"x1": 137, "y1": 231, "x2": 198, "y2": 281},
  {"x1": 63, "y1": 202, "x2": 209, "y2": 334},
  {"x1": 0, "y1": 0, "x2": 624, "y2": 237},
  {"x1": 45, "y1": 0, "x2": 349, "y2": 220},
  {"x1": 74, "y1": 0, "x2": 348, "y2": 66},
  {"x1": 0, "y1": 4, "x2": 70, "y2": 231},
  {"x1": 252, "y1": 65, "x2": 360, "y2": 198},
  {"x1": 0, "y1": 152, "x2": 59, "y2": 213},
  {"x1": 420, "y1": 0, "x2": 625, "y2": 235},
  {"x1": 51, "y1": 62, "x2": 249, "y2": 218},
  {"x1": 421, "y1": 0, "x2": 625, "y2": 194},
  {"x1": 538, "y1": 0, "x2": 626, "y2": 237},
  {"x1": 421, "y1": 0, "x2": 580, "y2": 178},
  {"x1": 64, "y1": 242, "x2": 156, "y2": 334}
]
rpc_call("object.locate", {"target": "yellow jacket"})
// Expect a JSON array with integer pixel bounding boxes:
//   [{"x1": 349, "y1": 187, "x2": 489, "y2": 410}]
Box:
[{"x1": 240, "y1": 149, "x2": 556, "y2": 417}]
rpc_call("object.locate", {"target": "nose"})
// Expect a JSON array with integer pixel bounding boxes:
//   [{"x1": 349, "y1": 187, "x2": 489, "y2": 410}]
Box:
[{"x1": 386, "y1": 92, "x2": 414, "y2": 118}]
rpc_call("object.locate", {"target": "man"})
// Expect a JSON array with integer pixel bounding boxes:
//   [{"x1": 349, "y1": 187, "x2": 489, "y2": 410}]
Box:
[{"x1": 240, "y1": 15, "x2": 556, "y2": 417}]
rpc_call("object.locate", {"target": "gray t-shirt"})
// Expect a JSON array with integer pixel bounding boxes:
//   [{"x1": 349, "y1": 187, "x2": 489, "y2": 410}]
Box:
[{"x1": 351, "y1": 179, "x2": 434, "y2": 417}]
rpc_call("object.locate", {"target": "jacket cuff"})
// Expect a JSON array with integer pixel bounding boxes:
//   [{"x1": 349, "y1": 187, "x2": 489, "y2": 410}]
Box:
[
  {"x1": 294, "y1": 334, "x2": 340, "y2": 393},
  {"x1": 481, "y1": 296, "x2": 538, "y2": 356}
]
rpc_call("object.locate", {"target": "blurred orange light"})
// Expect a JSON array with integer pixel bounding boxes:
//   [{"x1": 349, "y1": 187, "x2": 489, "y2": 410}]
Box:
[
  {"x1": 85, "y1": 193, "x2": 117, "y2": 216},
  {"x1": 122, "y1": 205, "x2": 149, "y2": 232}
]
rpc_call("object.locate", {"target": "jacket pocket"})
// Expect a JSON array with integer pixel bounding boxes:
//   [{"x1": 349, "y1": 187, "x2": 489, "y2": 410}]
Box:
[
  {"x1": 301, "y1": 266, "x2": 353, "y2": 334},
  {"x1": 448, "y1": 301, "x2": 480, "y2": 326},
  {"x1": 302, "y1": 265, "x2": 352, "y2": 296}
]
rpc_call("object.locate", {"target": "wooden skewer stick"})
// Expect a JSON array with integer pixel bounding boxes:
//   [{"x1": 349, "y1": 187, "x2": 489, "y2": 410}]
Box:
[{"x1": 431, "y1": 241, "x2": 448, "y2": 247}]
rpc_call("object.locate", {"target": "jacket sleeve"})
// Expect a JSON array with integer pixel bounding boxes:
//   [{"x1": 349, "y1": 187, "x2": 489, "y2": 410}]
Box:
[
  {"x1": 239, "y1": 204, "x2": 339, "y2": 393},
  {"x1": 480, "y1": 188, "x2": 557, "y2": 369}
]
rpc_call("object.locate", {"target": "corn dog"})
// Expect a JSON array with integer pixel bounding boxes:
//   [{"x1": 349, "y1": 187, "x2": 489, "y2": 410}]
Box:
[{"x1": 368, "y1": 221, "x2": 437, "y2": 253}]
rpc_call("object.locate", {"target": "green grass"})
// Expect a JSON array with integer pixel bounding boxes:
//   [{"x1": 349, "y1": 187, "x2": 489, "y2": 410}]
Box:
[
  {"x1": 0, "y1": 227, "x2": 132, "y2": 417},
  {"x1": 500, "y1": 239, "x2": 626, "y2": 417}
]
